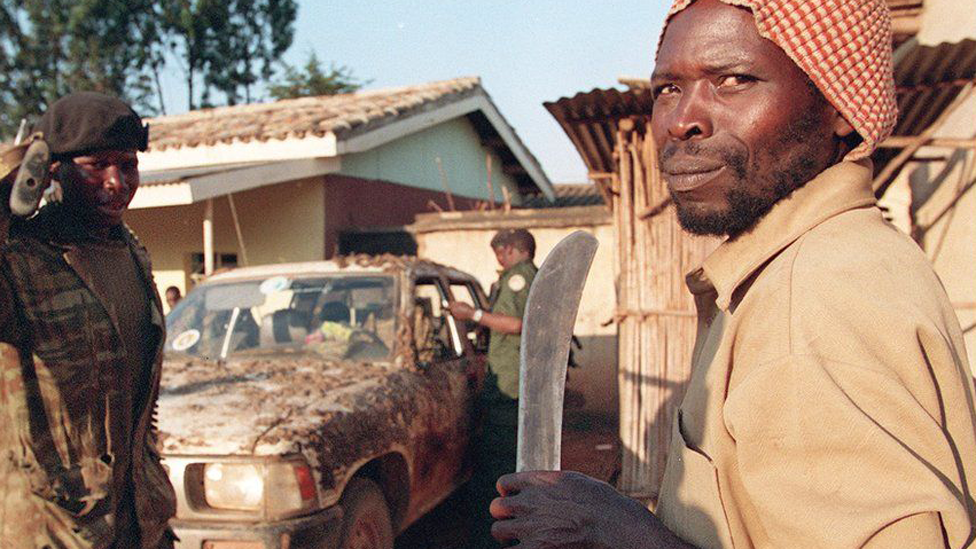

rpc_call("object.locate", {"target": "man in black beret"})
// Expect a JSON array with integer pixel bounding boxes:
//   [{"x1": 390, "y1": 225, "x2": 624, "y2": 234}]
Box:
[{"x1": 0, "y1": 92, "x2": 177, "y2": 548}]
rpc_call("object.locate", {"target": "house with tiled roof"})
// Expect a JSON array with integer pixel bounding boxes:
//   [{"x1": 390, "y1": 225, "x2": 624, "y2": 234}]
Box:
[{"x1": 124, "y1": 77, "x2": 553, "y2": 301}]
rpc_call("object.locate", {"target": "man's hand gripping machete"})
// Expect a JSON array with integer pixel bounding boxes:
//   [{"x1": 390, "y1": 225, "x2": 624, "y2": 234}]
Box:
[{"x1": 517, "y1": 230, "x2": 598, "y2": 472}]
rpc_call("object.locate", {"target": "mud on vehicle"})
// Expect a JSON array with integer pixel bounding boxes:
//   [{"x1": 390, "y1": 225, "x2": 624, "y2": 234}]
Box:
[{"x1": 158, "y1": 255, "x2": 489, "y2": 549}]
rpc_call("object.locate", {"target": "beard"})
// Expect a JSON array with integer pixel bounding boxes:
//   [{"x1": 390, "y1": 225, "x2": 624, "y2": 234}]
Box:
[{"x1": 664, "y1": 106, "x2": 829, "y2": 239}]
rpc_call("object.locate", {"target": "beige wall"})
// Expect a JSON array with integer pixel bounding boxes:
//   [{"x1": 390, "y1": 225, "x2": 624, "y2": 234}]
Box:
[
  {"x1": 126, "y1": 177, "x2": 325, "y2": 311},
  {"x1": 414, "y1": 211, "x2": 619, "y2": 416},
  {"x1": 229, "y1": 178, "x2": 326, "y2": 266},
  {"x1": 918, "y1": 0, "x2": 976, "y2": 44},
  {"x1": 880, "y1": 91, "x2": 976, "y2": 365}
]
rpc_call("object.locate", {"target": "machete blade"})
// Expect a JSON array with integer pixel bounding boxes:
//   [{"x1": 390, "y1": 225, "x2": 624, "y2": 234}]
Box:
[{"x1": 516, "y1": 230, "x2": 598, "y2": 472}]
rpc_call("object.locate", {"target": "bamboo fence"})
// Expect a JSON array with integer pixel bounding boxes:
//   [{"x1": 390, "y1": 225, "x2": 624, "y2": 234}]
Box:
[{"x1": 611, "y1": 118, "x2": 716, "y2": 501}]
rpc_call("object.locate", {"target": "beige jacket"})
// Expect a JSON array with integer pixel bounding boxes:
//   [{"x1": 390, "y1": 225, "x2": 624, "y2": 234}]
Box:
[{"x1": 656, "y1": 160, "x2": 976, "y2": 548}]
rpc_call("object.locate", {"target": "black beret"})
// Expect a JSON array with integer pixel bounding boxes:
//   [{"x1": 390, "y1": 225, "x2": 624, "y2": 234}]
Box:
[{"x1": 34, "y1": 91, "x2": 149, "y2": 160}]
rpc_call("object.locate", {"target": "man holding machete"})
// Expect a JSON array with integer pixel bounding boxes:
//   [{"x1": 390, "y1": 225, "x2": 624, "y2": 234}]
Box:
[{"x1": 489, "y1": 0, "x2": 976, "y2": 547}]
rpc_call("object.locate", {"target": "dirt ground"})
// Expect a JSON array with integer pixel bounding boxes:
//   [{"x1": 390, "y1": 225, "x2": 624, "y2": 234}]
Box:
[{"x1": 394, "y1": 414, "x2": 619, "y2": 549}]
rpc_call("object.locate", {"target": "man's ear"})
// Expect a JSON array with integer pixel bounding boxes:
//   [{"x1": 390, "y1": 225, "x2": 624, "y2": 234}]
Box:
[{"x1": 831, "y1": 111, "x2": 856, "y2": 139}]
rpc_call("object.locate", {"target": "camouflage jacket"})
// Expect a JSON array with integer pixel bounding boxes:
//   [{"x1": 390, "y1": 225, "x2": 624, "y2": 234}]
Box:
[{"x1": 0, "y1": 214, "x2": 177, "y2": 549}]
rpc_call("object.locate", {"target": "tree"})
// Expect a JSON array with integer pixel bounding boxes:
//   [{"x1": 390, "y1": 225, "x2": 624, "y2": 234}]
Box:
[
  {"x1": 0, "y1": 0, "x2": 302, "y2": 135},
  {"x1": 66, "y1": 0, "x2": 167, "y2": 112},
  {"x1": 0, "y1": 0, "x2": 166, "y2": 137},
  {"x1": 162, "y1": 0, "x2": 297, "y2": 109},
  {"x1": 268, "y1": 52, "x2": 365, "y2": 100},
  {"x1": 206, "y1": 0, "x2": 298, "y2": 105}
]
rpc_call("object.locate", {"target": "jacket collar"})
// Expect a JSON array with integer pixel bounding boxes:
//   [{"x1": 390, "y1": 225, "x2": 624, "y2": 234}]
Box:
[
  {"x1": 686, "y1": 160, "x2": 877, "y2": 311},
  {"x1": 19, "y1": 208, "x2": 166, "y2": 333},
  {"x1": 500, "y1": 258, "x2": 534, "y2": 276}
]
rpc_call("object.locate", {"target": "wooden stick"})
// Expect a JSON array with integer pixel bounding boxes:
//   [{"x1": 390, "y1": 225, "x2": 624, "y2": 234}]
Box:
[
  {"x1": 637, "y1": 197, "x2": 673, "y2": 220},
  {"x1": 874, "y1": 83, "x2": 974, "y2": 196},
  {"x1": 486, "y1": 153, "x2": 496, "y2": 210},
  {"x1": 878, "y1": 136, "x2": 976, "y2": 149},
  {"x1": 614, "y1": 308, "x2": 698, "y2": 319},
  {"x1": 435, "y1": 156, "x2": 457, "y2": 211},
  {"x1": 226, "y1": 193, "x2": 249, "y2": 267}
]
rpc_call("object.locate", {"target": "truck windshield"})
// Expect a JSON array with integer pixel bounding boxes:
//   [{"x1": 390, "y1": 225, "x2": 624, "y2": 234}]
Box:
[{"x1": 165, "y1": 274, "x2": 397, "y2": 361}]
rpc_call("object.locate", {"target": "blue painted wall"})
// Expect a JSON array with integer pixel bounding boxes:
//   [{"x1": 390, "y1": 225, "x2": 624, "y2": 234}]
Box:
[{"x1": 338, "y1": 117, "x2": 522, "y2": 203}]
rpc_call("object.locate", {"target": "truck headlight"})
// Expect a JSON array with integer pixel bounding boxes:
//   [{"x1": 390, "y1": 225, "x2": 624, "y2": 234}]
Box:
[
  {"x1": 204, "y1": 463, "x2": 264, "y2": 510},
  {"x1": 202, "y1": 459, "x2": 318, "y2": 517}
]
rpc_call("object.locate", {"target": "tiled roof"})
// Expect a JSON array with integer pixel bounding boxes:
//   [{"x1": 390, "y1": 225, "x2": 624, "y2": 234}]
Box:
[
  {"x1": 522, "y1": 183, "x2": 605, "y2": 209},
  {"x1": 146, "y1": 77, "x2": 482, "y2": 152}
]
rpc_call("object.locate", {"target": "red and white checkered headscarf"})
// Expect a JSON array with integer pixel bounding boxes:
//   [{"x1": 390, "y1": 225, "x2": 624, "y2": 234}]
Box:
[{"x1": 659, "y1": 0, "x2": 898, "y2": 161}]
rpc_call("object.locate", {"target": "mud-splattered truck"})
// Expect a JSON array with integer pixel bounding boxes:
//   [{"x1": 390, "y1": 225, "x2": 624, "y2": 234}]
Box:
[{"x1": 158, "y1": 256, "x2": 489, "y2": 549}]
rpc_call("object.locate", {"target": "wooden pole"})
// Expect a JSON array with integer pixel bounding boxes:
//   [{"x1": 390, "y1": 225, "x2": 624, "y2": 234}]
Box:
[
  {"x1": 435, "y1": 156, "x2": 457, "y2": 211},
  {"x1": 227, "y1": 193, "x2": 249, "y2": 267},
  {"x1": 617, "y1": 118, "x2": 639, "y2": 494},
  {"x1": 486, "y1": 153, "x2": 496, "y2": 210},
  {"x1": 878, "y1": 136, "x2": 976, "y2": 149},
  {"x1": 203, "y1": 198, "x2": 215, "y2": 276},
  {"x1": 632, "y1": 127, "x2": 653, "y2": 493}
]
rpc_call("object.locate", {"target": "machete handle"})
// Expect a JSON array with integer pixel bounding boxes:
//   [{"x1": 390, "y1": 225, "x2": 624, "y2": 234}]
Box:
[{"x1": 9, "y1": 137, "x2": 52, "y2": 217}]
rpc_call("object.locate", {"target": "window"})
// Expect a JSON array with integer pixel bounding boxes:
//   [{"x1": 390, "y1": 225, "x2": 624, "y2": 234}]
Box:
[
  {"x1": 450, "y1": 281, "x2": 489, "y2": 353},
  {"x1": 189, "y1": 253, "x2": 239, "y2": 282},
  {"x1": 165, "y1": 274, "x2": 396, "y2": 362},
  {"x1": 414, "y1": 279, "x2": 464, "y2": 361}
]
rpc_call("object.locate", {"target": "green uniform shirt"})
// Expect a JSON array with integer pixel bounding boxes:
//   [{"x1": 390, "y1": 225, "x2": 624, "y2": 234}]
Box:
[{"x1": 486, "y1": 259, "x2": 537, "y2": 400}]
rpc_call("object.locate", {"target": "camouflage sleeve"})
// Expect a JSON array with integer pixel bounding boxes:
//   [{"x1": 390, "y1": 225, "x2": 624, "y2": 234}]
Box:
[
  {"x1": 0, "y1": 257, "x2": 22, "y2": 347},
  {"x1": 141, "y1": 357, "x2": 179, "y2": 537},
  {"x1": 1, "y1": 180, "x2": 10, "y2": 243}
]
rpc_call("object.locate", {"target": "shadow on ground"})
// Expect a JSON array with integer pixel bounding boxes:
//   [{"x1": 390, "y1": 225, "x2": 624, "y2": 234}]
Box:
[{"x1": 395, "y1": 413, "x2": 619, "y2": 549}]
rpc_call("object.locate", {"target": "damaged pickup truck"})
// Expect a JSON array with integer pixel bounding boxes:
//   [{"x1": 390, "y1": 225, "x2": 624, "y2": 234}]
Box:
[{"x1": 158, "y1": 256, "x2": 489, "y2": 549}]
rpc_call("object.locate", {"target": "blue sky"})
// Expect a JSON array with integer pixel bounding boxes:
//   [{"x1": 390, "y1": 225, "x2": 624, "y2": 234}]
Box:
[
  {"x1": 286, "y1": 1, "x2": 669, "y2": 183},
  {"x1": 162, "y1": 1, "x2": 670, "y2": 184}
]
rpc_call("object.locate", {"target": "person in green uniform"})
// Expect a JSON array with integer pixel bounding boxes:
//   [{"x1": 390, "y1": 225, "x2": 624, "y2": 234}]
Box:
[{"x1": 448, "y1": 228, "x2": 537, "y2": 548}]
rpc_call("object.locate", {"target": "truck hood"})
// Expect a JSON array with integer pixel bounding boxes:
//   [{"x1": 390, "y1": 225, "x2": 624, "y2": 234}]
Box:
[{"x1": 158, "y1": 356, "x2": 394, "y2": 456}]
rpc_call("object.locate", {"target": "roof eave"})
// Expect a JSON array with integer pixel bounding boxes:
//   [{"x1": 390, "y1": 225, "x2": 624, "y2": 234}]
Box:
[{"x1": 139, "y1": 132, "x2": 339, "y2": 172}]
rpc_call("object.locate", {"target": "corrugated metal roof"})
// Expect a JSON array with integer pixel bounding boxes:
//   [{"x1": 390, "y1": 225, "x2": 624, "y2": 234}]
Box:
[
  {"x1": 543, "y1": 87, "x2": 653, "y2": 177},
  {"x1": 888, "y1": 0, "x2": 924, "y2": 43},
  {"x1": 521, "y1": 183, "x2": 605, "y2": 209},
  {"x1": 874, "y1": 38, "x2": 976, "y2": 183},
  {"x1": 891, "y1": 39, "x2": 976, "y2": 135}
]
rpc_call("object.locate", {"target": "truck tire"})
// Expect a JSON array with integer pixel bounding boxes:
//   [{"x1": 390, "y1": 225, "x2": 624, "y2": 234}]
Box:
[{"x1": 338, "y1": 477, "x2": 394, "y2": 549}]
